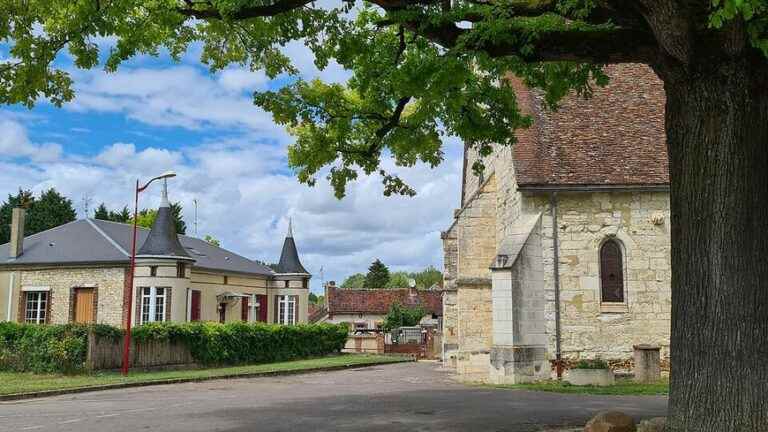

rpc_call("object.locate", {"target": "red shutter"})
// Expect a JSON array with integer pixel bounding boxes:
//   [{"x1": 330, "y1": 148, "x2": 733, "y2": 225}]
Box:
[
  {"x1": 241, "y1": 296, "x2": 249, "y2": 321},
  {"x1": 258, "y1": 295, "x2": 268, "y2": 322},
  {"x1": 190, "y1": 291, "x2": 201, "y2": 322}
]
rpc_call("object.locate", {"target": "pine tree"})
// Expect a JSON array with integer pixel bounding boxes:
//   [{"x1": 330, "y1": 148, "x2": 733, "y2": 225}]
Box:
[
  {"x1": 0, "y1": 189, "x2": 75, "y2": 243},
  {"x1": 94, "y1": 203, "x2": 110, "y2": 220},
  {"x1": 363, "y1": 259, "x2": 390, "y2": 289}
]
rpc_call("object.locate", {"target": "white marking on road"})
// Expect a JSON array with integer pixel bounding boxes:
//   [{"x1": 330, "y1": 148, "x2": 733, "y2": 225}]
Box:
[
  {"x1": 95, "y1": 413, "x2": 121, "y2": 418},
  {"x1": 20, "y1": 426, "x2": 44, "y2": 430},
  {"x1": 58, "y1": 418, "x2": 83, "y2": 424}
]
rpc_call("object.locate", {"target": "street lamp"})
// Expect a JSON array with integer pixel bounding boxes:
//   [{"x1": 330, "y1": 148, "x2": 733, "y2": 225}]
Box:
[{"x1": 122, "y1": 171, "x2": 177, "y2": 376}]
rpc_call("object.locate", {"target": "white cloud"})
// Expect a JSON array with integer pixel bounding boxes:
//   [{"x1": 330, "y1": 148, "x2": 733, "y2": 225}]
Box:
[
  {"x1": 67, "y1": 66, "x2": 282, "y2": 134},
  {"x1": 0, "y1": 116, "x2": 462, "y2": 291},
  {"x1": 0, "y1": 118, "x2": 62, "y2": 162}
]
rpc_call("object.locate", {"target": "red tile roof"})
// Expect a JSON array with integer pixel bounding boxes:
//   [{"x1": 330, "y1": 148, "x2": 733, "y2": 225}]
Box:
[
  {"x1": 326, "y1": 286, "x2": 442, "y2": 315},
  {"x1": 512, "y1": 63, "x2": 669, "y2": 187}
]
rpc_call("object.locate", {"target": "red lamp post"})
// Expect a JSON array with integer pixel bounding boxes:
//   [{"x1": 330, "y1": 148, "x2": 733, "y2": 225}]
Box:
[{"x1": 121, "y1": 171, "x2": 176, "y2": 376}]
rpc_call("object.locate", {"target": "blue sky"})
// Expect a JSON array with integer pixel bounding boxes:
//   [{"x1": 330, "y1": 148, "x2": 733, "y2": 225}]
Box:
[{"x1": 0, "y1": 39, "x2": 463, "y2": 294}]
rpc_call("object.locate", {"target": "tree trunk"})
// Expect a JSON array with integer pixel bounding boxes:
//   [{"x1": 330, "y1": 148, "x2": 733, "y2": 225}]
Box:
[{"x1": 662, "y1": 56, "x2": 768, "y2": 431}]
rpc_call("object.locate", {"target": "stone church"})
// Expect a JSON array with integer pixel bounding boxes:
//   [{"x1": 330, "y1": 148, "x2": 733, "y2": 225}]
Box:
[{"x1": 441, "y1": 64, "x2": 671, "y2": 383}]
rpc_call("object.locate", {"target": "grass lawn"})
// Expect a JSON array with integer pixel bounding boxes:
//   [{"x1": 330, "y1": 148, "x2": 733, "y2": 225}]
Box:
[
  {"x1": 489, "y1": 378, "x2": 669, "y2": 396},
  {"x1": 0, "y1": 354, "x2": 407, "y2": 396}
]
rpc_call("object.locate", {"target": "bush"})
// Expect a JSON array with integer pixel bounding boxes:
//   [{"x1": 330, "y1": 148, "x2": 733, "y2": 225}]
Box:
[
  {"x1": 132, "y1": 321, "x2": 349, "y2": 366},
  {"x1": 573, "y1": 358, "x2": 610, "y2": 370},
  {"x1": 0, "y1": 321, "x2": 349, "y2": 373},
  {"x1": 381, "y1": 303, "x2": 426, "y2": 332}
]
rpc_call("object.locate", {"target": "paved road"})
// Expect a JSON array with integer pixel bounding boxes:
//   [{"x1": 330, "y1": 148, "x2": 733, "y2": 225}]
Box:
[{"x1": 0, "y1": 362, "x2": 667, "y2": 432}]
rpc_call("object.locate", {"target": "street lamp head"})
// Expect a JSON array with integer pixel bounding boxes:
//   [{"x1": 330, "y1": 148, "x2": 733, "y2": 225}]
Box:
[{"x1": 158, "y1": 170, "x2": 176, "y2": 179}]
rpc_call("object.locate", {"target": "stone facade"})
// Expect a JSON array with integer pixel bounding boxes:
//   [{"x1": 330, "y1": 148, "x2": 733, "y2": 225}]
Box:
[{"x1": 5, "y1": 266, "x2": 127, "y2": 326}]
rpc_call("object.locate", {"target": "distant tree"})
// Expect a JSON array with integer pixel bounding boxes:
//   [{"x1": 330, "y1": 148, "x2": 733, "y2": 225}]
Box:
[
  {"x1": 128, "y1": 202, "x2": 186, "y2": 234},
  {"x1": 364, "y1": 259, "x2": 390, "y2": 289},
  {"x1": 0, "y1": 189, "x2": 76, "y2": 243},
  {"x1": 381, "y1": 303, "x2": 426, "y2": 332},
  {"x1": 387, "y1": 271, "x2": 411, "y2": 289},
  {"x1": 93, "y1": 203, "x2": 110, "y2": 220},
  {"x1": 413, "y1": 266, "x2": 443, "y2": 289},
  {"x1": 110, "y1": 207, "x2": 131, "y2": 223},
  {"x1": 340, "y1": 273, "x2": 365, "y2": 289},
  {"x1": 316, "y1": 295, "x2": 325, "y2": 307},
  {"x1": 308, "y1": 292, "x2": 318, "y2": 304},
  {"x1": 204, "y1": 235, "x2": 220, "y2": 247}
]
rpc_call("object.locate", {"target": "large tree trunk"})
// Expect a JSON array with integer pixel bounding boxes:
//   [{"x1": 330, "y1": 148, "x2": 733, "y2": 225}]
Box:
[{"x1": 662, "y1": 56, "x2": 768, "y2": 431}]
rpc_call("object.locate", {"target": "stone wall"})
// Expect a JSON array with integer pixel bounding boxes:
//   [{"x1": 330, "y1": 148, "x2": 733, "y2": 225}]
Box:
[
  {"x1": 455, "y1": 283, "x2": 492, "y2": 382},
  {"x1": 521, "y1": 191, "x2": 672, "y2": 361},
  {"x1": 16, "y1": 267, "x2": 126, "y2": 326},
  {"x1": 441, "y1": 289, "x2": 458, "y2": 366}
]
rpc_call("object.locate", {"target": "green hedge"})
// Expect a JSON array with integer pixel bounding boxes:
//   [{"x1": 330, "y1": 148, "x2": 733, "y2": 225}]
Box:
[{"x1": 0, "y1": 321, "x2": 349, "y2": 374}]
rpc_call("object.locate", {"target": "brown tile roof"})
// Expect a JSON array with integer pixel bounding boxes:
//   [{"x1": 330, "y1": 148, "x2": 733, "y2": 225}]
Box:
[
  {"x1": 326, "y1": 286, "x2": 442, "y2": 315},
  {"x1": 512, "y1": 63, "x2": 669, "y2": 187}
]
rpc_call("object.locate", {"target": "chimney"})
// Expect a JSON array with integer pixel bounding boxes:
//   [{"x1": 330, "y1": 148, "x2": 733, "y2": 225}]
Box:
[{"x1": 9, "y1": 208, "x2": 26, "y2": 259}]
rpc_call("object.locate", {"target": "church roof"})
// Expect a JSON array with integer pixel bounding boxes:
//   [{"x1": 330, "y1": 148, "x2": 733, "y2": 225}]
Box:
[
  {"x1": 511, "y1": 63, "x2": 669, "y2": 188},
  {"x1": 275, "y1": 219, "x2": 309, "y2": 274}
]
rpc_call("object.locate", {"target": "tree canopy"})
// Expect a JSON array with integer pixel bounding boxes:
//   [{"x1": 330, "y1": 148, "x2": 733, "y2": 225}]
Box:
[
  {"x1": 0, "y1": 189, "x2": 77, "y2": 243},
  {"x1": 3, "y1": 1, "x2": 765, "y2": 198}
]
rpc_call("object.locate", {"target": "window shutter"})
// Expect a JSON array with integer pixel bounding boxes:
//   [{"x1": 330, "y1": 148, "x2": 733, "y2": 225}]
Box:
[
  {"x1": 241, "y1": 296, "x2": 249, "y2": 321},
  {"x1": 600, "y1": 240, "x2": 625, "y2": 303},
  {"x1": 258, "y1": 295, "x2": 268, "y2": 322},
  {"x1": 165, "y1": 288, "x2": 172, "y2": 321},
  {"x1": 44, "y1": 292, "x2": 51, "y2": 324}
]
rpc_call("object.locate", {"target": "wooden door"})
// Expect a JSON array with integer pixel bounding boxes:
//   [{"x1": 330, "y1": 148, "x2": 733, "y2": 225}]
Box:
[
  {"x1": 190, "y1": 290, "x2": 201, "y2": 322},
  {"x1": 258, "y1": 295, "x2": 268, "y2": 322},
  {"x1": 74, "y1": 288, "x2": 95, "y2": 324},
  {"x1": 219, "y1": 303, "x2": 226, "y2": 323}
]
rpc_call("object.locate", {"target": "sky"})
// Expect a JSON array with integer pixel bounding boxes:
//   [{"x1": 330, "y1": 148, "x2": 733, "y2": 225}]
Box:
[{"x1": 0, "y1": 38, "x2": 464, "y2": 294}]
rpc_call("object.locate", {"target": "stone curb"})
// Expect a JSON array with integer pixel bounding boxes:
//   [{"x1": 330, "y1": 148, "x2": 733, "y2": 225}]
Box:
[{"x1": 0, "y1": 358, "x2": 413, "y2": 402}]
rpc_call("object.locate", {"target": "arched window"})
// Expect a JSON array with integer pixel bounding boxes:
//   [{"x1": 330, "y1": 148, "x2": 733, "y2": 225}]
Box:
[{"x1": 600, "y1": 239, "x2": 625, "y2": 303}]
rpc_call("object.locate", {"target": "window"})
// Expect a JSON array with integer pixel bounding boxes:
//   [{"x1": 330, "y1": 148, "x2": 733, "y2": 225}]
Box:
[
  {"x1": 249, "y1": 294, "x2": 262, "y2": 322},
  {"x1": 223, "y1": 276, "x2": 229, "y2": 285},
  {"x1": 354, "y1": 322, "x2": 368, "y2": 331},
  {"x1": 140, "y1": 287, "x2": 168, "y2": 324},
  {"x1": 600, "y1": 239, "x2": 625, "y2": 303},
  {"x1": 150, "y1": 266, "x2": 158, "y2": 277},
  {"x1": 302, "y1": 279, "x2": 308, "y2": 289},
  {"x1": 177, "y1": 263, "x2": 186, "y2": 278},
  {"x1": 25, "y1": 291, "x2": 48, "y2": 324},
  {"x1": 277, "y1": 295, "x2": 298, "y2": 325}
]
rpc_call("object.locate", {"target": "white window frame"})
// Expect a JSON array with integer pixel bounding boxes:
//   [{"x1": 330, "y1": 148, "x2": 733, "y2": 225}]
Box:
[
  {"x1": 25, "y1": 291, "x2": 48, "y2": 324},
  {"x1": 140, "y1": 286, "x2": 167, "y2": 324},
  {"x1": 277, "y1": 295, "x2": 297, "y2": 325}
]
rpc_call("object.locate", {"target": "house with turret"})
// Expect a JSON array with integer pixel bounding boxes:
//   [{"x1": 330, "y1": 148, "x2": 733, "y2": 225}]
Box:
[{"x1": 0, "y1": 181, "x2": 310, "y2": 327}]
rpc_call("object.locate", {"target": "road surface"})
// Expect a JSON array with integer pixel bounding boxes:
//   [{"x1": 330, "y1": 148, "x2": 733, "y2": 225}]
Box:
[{"x1": 0, "y1": 362, "x2": 667, "y2": 431}]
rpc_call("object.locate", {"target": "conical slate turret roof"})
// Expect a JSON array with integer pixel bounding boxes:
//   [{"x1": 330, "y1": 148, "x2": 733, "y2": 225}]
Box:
[
  {"x1": 276, "y1": 219, "x2": 308, "y2": 274},
  {"x1": 137, "y1": 180, "x2": 191, "y2": 259}
]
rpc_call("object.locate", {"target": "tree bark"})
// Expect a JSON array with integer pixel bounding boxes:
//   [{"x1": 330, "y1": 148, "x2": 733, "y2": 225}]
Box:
[{"x1": 662, "y1": 55, "x2": 768, "y2": 431}]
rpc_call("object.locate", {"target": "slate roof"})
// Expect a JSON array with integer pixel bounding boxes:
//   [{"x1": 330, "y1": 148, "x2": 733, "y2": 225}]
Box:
[
  {"x1": 511, "y1": 63, "x2": 669, "y2": 188},
  {"x1": 0, "y1": 219, "x2": 275, "y2": 277},
  {"x1": 275, "y1": 221, "x2": 308, "y2": 274},
  {"x1": 326, "y1": 286, "x2": 442, "y2": 315},
  {"x1": 137, "y1": 206, "x2": 190, "y2": 258}
]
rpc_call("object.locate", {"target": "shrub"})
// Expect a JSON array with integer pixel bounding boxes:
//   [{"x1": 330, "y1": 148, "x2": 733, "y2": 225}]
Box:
[
  {"x1": 573, "y1": 359, "x2": 610, "y2": 370},
  {"x1": 381, "y1": 303, "x2": 426, "y2": 332},
  {"x1": 0, "y1": 321, "x2": 349, "y2": 373}
]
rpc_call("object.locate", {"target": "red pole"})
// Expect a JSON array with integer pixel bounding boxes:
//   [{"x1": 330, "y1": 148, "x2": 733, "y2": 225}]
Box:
[{"x1": 121, "y1": 180, "x2": 140, "y2": 376}]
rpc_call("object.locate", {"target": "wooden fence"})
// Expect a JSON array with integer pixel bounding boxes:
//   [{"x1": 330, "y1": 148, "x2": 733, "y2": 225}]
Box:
[{"x1": 86, "y1": 332, "x2": 196, "y2": 371}]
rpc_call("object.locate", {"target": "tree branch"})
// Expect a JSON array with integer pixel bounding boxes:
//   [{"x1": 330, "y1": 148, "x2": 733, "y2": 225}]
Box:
[{"x1": 177, "y1": 0, "x2": 315, "y2": 19}]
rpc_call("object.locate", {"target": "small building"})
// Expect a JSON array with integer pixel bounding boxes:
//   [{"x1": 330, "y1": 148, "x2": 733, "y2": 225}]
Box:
[
  {"x1": 0, "y1": 182, "x2": 310, "y2": 327},
  {"x1": 322, "y1": 282, "x2": 442, "y2": 332}
]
